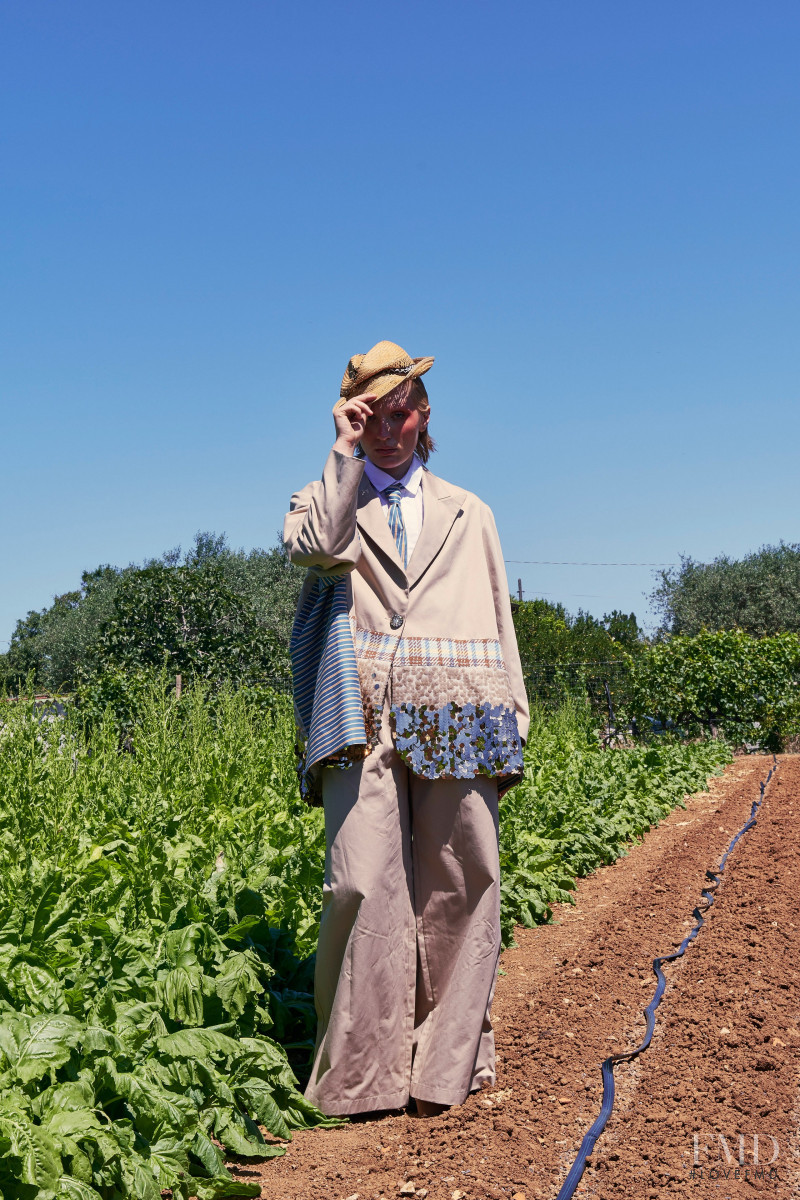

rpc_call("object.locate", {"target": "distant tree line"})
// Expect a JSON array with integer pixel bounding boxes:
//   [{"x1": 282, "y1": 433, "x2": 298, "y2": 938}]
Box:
[
  {"x1": 650, "y1": 542, "x2": 800, "y2": 638},
  {"x1": 3, "y1": 535, "x2": 798, "y2": 705},
  {"x1": 511, "y1": 598, "x2": 641, "y2": 666},
  {"x1": 0, "y1": 533, "x2": 306, "y2": 696}
]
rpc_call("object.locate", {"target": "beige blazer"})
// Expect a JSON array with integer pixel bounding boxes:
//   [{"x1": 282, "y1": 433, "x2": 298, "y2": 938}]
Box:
[{"x1": 284, "y1": 449, "x2": 530, "y2": 786}]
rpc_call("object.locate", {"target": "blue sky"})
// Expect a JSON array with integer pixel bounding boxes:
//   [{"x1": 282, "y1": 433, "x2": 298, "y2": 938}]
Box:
[{"x1": 2, "y1": 1, "x2": 799, "y2": 648}]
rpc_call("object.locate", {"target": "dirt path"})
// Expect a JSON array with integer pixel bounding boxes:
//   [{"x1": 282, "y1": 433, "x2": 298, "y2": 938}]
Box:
[{"x1": 236, "y1": 754, "x2": 799, "y2": 1200}]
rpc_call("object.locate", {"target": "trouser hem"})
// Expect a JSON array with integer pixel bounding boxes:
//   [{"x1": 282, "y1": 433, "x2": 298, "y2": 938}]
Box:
[
  {"x1": 412, "y1": 1069, "x2": 497, "y2": 1107},
  {"x1": 308, "y1": 1089, "x2": 411, "y2": 1116}
]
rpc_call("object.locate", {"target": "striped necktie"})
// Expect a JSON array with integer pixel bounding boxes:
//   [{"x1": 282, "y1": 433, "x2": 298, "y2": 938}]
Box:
[{"x1": 383, "y1": 482, "x2": 408, "y2": 567}]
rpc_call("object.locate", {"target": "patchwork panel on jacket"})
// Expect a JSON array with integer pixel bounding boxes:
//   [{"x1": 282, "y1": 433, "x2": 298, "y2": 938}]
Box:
[
  {"x1": 353, "y1": 626, "x2": 400, "y2": 666},
  {"x1": 349, "y1": 627, "x2": 395, "y2": 753},
  {"x1": 315, "y1": 627, "x2": 525, "y2": 784},
  {"x1": 394, "y1": 634, "x2": 507, "y2": 669},
  {"x1": 390, "y1": 662, "x2": 515, "y2": 711},
  {"x1": 390, "y1": 702, "x2": 524, "y2": 780}
]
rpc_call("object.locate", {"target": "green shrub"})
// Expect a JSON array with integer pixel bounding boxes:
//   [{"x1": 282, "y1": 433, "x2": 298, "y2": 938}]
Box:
[
  {"x1": 651, "y1": 542, "x2": 800, "y2": 637},
  {"x1": 0, "y1": 533, "x2": 305, "y2": 696},
  {"x1": 626, "y1": 629, "x2": 800, "y2": 750},
  {"x1": 512, "y1": 598, "x2": 640, "y2": 668}
]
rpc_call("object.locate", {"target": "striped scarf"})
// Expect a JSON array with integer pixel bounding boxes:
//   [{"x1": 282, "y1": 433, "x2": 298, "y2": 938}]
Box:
[{"x1": 290, "y1": 572, "x2": 366, "y2": 792}]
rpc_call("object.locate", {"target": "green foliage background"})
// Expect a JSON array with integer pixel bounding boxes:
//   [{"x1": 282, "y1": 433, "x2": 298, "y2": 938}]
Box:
[
  {"x1": 0, "y1": 682, "x2": 337, "y2": 1199},
  {"x1": 0, "y1": 535, "x2": 304, "y2": 696},
  {"x1": 1, "y1": 538, "x2": 645, "y2": 702},
  {"x1": 509, "y1": 599, "x2": 641, "y2": 717},
  {"x1": 4, "y1": 526, "x2": 790, "y2": 1197},
  {"x1": 511, "y1": 599, "x2": 641, "y2": 666},
  {"x1": 0, "y1": 675, "x2": 732, "y2": 1198},
  {"x1": 625, "y1": 629, "x2": 800, "y2": 750}
]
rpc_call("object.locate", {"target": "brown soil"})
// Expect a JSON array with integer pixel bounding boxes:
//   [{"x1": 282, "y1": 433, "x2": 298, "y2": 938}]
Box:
[{"x1": 233, "y1": 754, "x2": 800, "y2": 1200}]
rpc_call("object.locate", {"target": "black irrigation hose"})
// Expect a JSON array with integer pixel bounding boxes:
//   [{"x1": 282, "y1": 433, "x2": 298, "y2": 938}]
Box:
[{"x1": 554, "y1": 755, "x2": 780, "y2": 1200}]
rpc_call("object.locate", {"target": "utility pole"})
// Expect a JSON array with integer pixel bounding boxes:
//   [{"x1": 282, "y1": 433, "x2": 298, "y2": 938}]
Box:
[{"x1": 517, "y1": 578, "x2": 523, "y2": 602}]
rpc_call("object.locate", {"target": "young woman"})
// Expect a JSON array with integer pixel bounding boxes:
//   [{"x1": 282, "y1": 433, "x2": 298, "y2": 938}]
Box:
[{"x1": 283, "y1": 340, "x2": 529, "y2": 1118}]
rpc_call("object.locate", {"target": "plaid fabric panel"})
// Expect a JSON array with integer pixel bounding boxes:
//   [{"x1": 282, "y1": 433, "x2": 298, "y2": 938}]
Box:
[
  {"x1": 352, "y1": 627, "x2": 399, "y2": 664},
  {"x1": 353, "y1": 627, "x2": 506, "y2": 670}
]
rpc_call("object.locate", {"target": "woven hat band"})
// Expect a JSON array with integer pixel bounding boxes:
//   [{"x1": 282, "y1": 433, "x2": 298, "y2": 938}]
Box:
[{"x1": 339, "y1": 363, "x2": 412, "y2": 398}]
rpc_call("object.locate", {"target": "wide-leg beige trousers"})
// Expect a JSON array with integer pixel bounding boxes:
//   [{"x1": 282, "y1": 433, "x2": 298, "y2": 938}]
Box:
[{"x1": 303, "y1": 713, "x2": 502, "y2": 1116}]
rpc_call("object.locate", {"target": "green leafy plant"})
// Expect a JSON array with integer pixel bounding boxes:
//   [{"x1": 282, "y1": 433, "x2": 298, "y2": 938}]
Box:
[
  {"x1": 0, "y1": 682, "x2": 336, "y2": 1198},
  {"x1": 499, "y1": 700, "x2": 732, "y2": 946},
  {"x1": 0, "y1": 676, "x2": 733, "y2": 1195}
]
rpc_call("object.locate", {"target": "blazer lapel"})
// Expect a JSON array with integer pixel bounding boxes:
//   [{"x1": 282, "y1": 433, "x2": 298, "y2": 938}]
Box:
[
  {"x1": 356, "y1": 475, "x2": 407, "y2": 570},
  {"x1": 406, "y1": 470, "x2": 464, "y2": 588}
]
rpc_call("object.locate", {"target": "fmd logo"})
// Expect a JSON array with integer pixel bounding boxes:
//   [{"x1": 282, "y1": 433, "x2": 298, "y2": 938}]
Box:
[{"x1": 689, "y1": 1132, "x2": 781, "y2": 1182}]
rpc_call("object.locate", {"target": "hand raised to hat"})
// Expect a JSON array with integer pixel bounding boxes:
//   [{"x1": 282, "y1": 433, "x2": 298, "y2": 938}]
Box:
[{"x1": 333, "y1": 393, "x2": 377, "y2": 456}]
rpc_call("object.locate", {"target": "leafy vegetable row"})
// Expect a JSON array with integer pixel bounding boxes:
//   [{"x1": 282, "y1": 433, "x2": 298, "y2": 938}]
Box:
[{"x1": 0, "y1": 681, "x2": 731, "y2": 1197}]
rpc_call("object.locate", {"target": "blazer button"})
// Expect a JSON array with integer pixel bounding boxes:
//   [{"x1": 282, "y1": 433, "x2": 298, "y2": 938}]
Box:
[{"x1": 390, "y1": 613, "x2": 404, "y2": 630}]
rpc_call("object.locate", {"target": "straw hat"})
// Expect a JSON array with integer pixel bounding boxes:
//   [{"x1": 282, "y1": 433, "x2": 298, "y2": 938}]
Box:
[{"x1": 334, "y1": 340, "x2": 434, "y2": 411}]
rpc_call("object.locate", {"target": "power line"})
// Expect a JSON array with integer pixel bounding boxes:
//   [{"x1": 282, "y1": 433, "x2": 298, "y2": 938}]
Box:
[
  {"x1": 506, "y1": 559, "x2": 675, "y2": 568},
  {"x1": 522, "y1": 590, "x2": 611, "y2": 599}
]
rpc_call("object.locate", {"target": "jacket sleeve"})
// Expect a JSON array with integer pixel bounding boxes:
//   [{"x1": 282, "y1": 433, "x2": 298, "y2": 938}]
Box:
[
  {"x1": 283, "y1": 448, "x2": 365, "y2": 574},
  {"x1": 481, "y1": 502, "x2": 530, "y2": 745}
]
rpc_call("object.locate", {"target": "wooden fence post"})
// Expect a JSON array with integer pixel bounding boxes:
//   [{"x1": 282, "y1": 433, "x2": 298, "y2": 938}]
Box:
[{"x1": 175, "y1": 674, "x2": 182, "y2": 699}]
